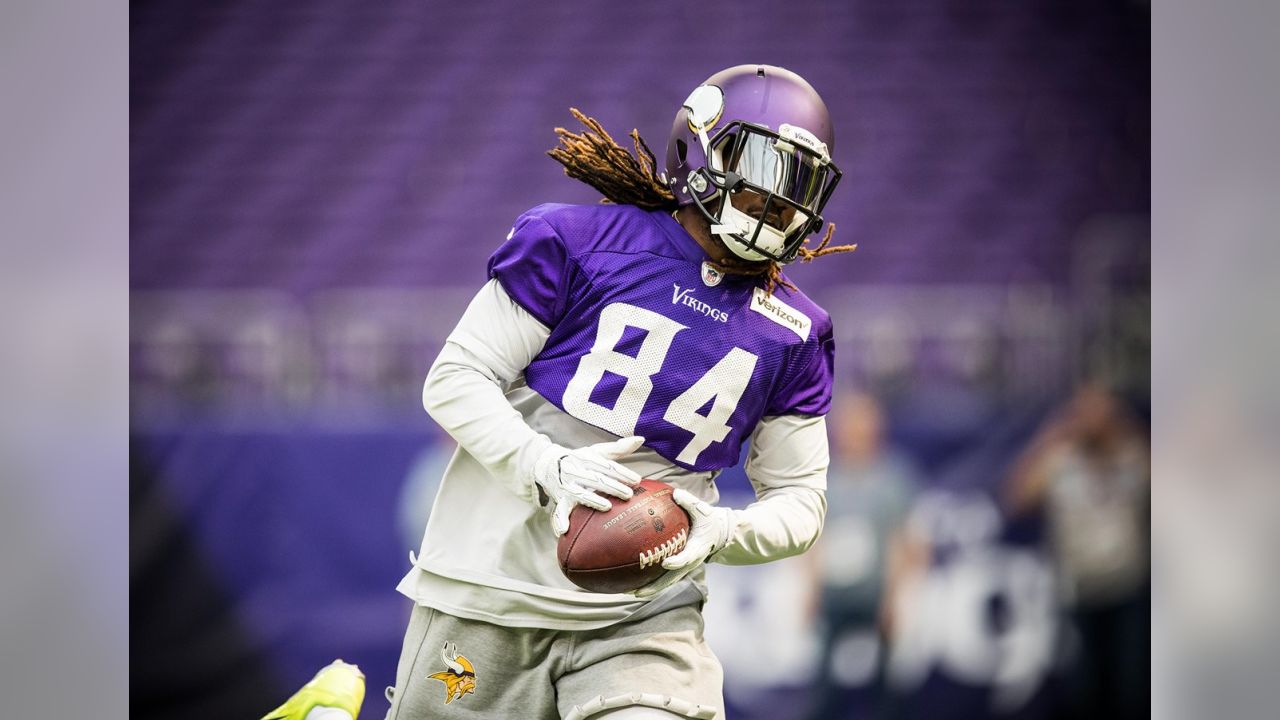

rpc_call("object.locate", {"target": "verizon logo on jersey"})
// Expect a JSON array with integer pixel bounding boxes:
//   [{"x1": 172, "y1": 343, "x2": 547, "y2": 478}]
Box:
[
  {"x1": 671, "y1": 284, "x2": 729, "y2": 323},
  {"x1": 750, "y1": 287, "x2": 811, "y2": 340}
]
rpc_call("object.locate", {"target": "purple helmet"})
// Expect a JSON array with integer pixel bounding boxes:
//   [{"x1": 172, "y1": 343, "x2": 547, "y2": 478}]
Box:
[{"x1": 664, "y1": 64, "x2": 842, "y2": 264}]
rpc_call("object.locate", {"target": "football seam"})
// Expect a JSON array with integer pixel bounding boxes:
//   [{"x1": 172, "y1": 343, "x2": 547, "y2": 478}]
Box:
[
  {"x1": 638, "y1": 527, "x2": 689, "y2": 569},
  {"x1": 557, "y1": 512, "x2": 591, "y2": 570},
  {"x1": 567, "y1": 562, "x2": 658, "y2": 574},
  {"x1": 563, "y1": 526, "x2": 690, "y2": 573}
]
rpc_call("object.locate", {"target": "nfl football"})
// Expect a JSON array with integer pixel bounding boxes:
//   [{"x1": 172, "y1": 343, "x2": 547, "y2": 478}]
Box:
[{"x1": 557, "y1": 479, "x2": 691, "y2": 594}]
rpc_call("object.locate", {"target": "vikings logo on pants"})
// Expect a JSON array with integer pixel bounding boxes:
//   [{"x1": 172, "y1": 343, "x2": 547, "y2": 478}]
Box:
[{"x1": 428, "y1": 642, "x2": 477, "y2": 704}]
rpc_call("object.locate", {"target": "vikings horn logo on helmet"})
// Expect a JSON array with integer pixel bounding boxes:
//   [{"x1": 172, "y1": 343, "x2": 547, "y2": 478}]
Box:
[{"x1": 428, "y1": 641, "x2": 477, "y2": 704}]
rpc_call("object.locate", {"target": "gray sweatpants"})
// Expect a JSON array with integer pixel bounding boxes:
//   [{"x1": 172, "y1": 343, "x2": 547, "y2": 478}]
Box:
[{"x1": 384, "y1": 604, "x2": 723, "y2": 720}]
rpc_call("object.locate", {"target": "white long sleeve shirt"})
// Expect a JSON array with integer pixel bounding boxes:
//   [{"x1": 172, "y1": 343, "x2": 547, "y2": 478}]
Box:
[{"x1": 396, "y1": 279, "x2": 828, "y2": 629}]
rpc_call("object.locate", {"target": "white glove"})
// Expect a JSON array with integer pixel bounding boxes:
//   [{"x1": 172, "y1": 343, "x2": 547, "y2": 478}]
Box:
[
  {"x1": 632, "y1": 488, "x2": 735, "y2": 598},
  {"x1": 533, "y1": 436, "x2": 645, "y2": 536}
]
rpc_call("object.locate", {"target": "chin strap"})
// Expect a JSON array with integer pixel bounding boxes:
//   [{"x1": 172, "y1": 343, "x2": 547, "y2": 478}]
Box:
[{"x1": 711, "y1": 202, "x2": 808, "y2": 262}]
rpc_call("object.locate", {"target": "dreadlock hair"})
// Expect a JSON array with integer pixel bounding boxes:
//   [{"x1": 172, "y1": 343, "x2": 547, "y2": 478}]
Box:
[
  {"x1": 547, "y1": 108, "x2": 856, "y2": 294},
  {"x1": 548, "y1": 108, "x2": 677, "y2": 211}
]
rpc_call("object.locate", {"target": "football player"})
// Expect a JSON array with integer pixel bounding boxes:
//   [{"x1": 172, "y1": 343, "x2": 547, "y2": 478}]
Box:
[{"x1": 382, "y1": 64, "x2": 855, "y2": 720}]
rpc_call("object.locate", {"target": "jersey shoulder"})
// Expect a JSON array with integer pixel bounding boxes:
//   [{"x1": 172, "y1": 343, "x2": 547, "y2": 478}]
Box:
[
  {"x1": 756, "y1": 278, "x2": 835, "y2": 417},
  {"x1": 761, "y1": 275, "x2": 834, "y2": 343},
  {"x1": 519, "y1": 203, "x2": 690, "y2": 262}
]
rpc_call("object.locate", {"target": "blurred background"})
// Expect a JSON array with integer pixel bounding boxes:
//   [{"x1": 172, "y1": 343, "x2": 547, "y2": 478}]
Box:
[{"x1": 129, "y1": 1, "x2": 1149, "y2": 718}]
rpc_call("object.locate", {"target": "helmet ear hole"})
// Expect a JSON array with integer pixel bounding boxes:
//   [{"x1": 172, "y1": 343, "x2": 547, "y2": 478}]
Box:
[{"x1": 675, "y1": 138, "x2": 688, "y2": 166}]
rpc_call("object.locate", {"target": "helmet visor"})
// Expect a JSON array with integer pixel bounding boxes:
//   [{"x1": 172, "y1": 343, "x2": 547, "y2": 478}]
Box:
[{"x1": 710, "y1": 122, "x2": 840, "y2": 214}]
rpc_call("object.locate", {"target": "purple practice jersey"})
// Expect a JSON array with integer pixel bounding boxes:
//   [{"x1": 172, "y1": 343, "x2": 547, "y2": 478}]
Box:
[{"x1": 488, "y1": 203, "x2": 835, "y2": 473}]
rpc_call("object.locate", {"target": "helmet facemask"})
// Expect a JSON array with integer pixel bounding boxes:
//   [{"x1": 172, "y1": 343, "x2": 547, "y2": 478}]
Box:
[{"x1": 687, "y1": 121, "x2": 842, "y2": 264}]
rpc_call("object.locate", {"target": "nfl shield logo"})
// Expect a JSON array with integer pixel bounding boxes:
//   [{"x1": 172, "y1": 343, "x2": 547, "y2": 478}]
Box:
[{"x1": 701, "y1": 261, "x2": 723, "y2": 287}]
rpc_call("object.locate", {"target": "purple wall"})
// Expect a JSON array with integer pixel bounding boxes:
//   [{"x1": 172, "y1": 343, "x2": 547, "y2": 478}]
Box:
[{"x1": 132, "y1": 0, "x2": 1148, "y2": 295}]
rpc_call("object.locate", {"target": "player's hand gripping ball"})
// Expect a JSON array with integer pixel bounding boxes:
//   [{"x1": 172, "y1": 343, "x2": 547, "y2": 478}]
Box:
[{"x1": 556, "y1": 479, "x2": 692, "y2": 593}]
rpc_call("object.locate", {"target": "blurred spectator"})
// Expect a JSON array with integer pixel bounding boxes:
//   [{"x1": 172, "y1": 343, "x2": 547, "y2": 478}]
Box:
[
  {"x1": 806, "y1": 392, "x2": 921, "y2": 720},
  {"x1": 1006, "y1": 383, "x2": 1149, "y2": 719}
]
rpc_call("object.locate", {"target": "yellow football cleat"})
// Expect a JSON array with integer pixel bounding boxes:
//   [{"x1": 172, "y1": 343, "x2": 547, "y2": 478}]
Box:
[{"x1": 261, "y1": 659, "x2": 366, "y2": 720}]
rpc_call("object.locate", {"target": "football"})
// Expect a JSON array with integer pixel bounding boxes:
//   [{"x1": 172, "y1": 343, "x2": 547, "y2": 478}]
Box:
[{"x1": 557, "y1": 479, "x2": 692, "y2": 594}]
